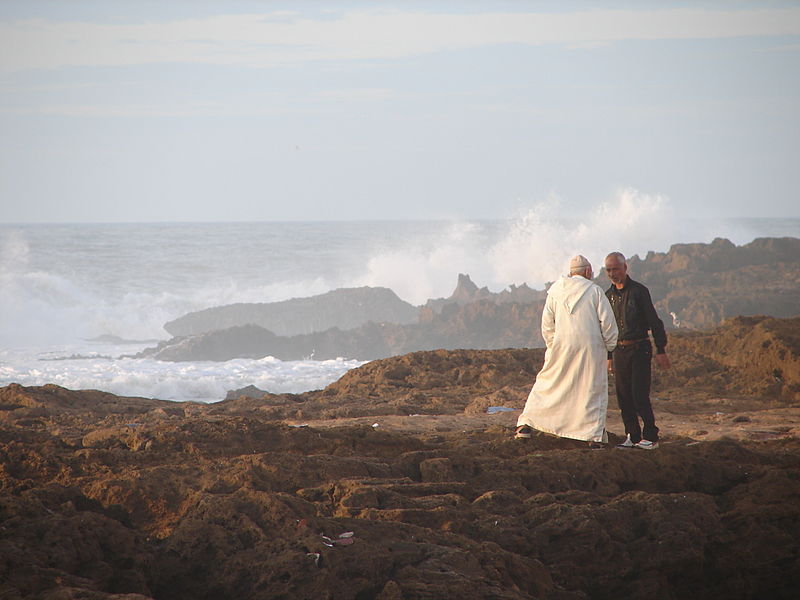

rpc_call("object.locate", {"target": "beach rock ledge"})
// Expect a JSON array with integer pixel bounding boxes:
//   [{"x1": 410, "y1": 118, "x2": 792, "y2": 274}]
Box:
[{"x1": 2, "y1": 320, "x2": 800, "y2": 599}]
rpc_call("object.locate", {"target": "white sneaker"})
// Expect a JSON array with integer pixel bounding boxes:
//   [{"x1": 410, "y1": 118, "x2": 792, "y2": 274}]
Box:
[
  {"x1": 616, "y1": 434, "x2": 635, "y2": 448},
  {"x1": 635, "y1": 439, "x2": 659, "y2": 450}
]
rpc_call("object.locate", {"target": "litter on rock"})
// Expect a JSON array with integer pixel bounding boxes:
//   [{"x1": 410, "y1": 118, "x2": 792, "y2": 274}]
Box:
[
  {"x1": 334, "y1": 536, "x2": 354, "y2": 546},
  {"x1": 321, "y1": 532, "x2": 356, "y2": 547},
  {"x1": 486, "y1": 406, "x2": 515, "y2": 414},
  {"x1": 371, "y1": 423, "x2": 380, "y2": 428}
]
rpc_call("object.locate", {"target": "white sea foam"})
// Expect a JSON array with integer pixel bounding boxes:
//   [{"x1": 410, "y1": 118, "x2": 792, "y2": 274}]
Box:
[{"x1": 0, "y1": 344, "x2": 362, "y2": 403}]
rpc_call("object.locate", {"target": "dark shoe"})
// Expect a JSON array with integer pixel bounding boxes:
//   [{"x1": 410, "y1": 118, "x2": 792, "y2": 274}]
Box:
[{"x1": 515, "y1": 425, "x2": 533, "y2": 439}]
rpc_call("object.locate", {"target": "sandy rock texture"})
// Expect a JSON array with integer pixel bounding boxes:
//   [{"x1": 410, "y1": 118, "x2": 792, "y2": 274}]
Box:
[{"x1": 3, "y1": 317, "x2": 800, "y2": 599}]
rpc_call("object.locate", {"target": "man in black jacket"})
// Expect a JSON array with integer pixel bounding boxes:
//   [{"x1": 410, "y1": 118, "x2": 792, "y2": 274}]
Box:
[{"x1": 604, "y1": 252, "x2": 670, "y2": 449}]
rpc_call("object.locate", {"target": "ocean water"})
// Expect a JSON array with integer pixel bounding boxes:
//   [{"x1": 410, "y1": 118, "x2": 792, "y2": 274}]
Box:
[{"x1": 1, "y1": 194, "x2": 798, "y2": 402}]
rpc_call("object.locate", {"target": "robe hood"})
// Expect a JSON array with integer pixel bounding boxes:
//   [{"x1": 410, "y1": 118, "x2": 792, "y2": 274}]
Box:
[{"x1": 547, "y1": 275, "x2": 594, "y2": 314}]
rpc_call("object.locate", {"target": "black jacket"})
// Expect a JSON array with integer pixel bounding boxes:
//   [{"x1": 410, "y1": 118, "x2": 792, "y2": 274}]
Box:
[{"x1": 605, "y1": 277, "x2": 667, "y2": 355}]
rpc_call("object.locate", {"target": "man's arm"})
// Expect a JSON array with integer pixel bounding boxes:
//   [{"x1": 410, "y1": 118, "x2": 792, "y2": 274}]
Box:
[
  {"x1": 640, "y1": 285, "x2": 671, "y2": 369},
  {"x1": 640, "y1": 285, "x2": 667, "y2": 353},
  {"x1": 541, "y1": 295, "x2": 556, "y2": 349},
  {"x1": 597, "y1": 290, "x2": 618, "y2": 352}
]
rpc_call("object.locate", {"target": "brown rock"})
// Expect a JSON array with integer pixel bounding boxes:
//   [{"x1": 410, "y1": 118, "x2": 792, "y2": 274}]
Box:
[{"x1": 3, "y1": 321, "x2": 800, "y2": 599}]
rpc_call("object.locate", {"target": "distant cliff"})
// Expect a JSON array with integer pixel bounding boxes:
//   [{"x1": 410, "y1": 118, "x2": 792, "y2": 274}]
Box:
[
  {"x1": 139, "y1": 300, "x2": 546, "y2": 362},
  {"x1": 163, "y1": 286, "x2": 419, "y2": 337},
  {"x1": 142, "y1": 237, "x2": 800, "y2": 362},
  {"x1": 596, "y1": 237, "x2": 800, "y2": 329}
]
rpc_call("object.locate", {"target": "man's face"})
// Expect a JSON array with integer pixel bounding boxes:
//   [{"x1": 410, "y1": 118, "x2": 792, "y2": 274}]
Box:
[{"x1": 604, "y1": 258, "x2": 627, "y2": 285}]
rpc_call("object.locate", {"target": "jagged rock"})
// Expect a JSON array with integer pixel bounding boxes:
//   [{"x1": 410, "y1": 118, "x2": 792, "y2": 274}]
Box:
[
  {"x1": 424, "y1": 273, "x2": 545, "y2": 313},
  {"x1": 662, "y1": 315, "x2": 800, "y2": 402},
  {"x1": 148, "y1": 274, "x2": 549, "y2": 363},
  {"x1": 201, "y1": 317, "x2": 800, "y2": 421},
  {"x1": 597, "y1": 237, "x2": 800, "y2": 329},
  {"x1": 137, "y1": 322, "x2": 411, "y2": 362},
  {"x1": 145, "y1": 237, "x2": 800, "y2": 362},
  {"x1": 3, "y1": 329, "x2": 800, "y2": 600},
  {"x1": 138, "y1": 301, "x2": 546, "y2": 362},
  {"x1": 224, "y1": 384, "x2": 269, "y2": 401}
]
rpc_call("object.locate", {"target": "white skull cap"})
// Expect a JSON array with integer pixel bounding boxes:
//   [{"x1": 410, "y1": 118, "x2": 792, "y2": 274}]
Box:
[{"x1": 569, "y1": 254, "x2": 591, "y2": 270}]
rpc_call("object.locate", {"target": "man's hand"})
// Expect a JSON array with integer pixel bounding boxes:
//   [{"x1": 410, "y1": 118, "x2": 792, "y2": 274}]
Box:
[
  {"x1": 655, "y1": 353, "x2": 671, "y2": 370},
  {"x1": 607, "y1": 359, "x2": 614, "y2": 374}
]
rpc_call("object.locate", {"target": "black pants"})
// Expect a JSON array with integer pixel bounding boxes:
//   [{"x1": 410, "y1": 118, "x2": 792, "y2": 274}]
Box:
[{"x1": 612, "y1": 340, "x2": 659, "y2": 443}]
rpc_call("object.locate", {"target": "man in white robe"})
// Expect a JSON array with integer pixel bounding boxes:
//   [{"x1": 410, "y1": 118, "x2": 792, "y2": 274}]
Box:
[{"x1": 515, "y1": 255, "x2": 618, "y2": 444}]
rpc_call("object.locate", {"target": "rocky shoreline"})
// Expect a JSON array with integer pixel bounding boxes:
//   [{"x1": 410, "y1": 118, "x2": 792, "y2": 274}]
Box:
[
  {"x1": 135, "y1": 236, "x2": 800, "y2": 362},
  {"x1": 2, "y1": 316, "x2": 800, "y2": 599}
]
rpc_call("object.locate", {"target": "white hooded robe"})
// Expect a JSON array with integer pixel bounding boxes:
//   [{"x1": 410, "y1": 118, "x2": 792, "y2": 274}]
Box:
[{"x1": 517, "y1": 275, "x2": 619, "y2": 442}]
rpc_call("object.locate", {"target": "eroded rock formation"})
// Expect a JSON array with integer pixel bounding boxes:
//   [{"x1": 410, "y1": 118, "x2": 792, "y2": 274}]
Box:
[
  {"x1": 142, "y1": 237, "x2": 800, "y2": 362},
  {"x1": 138, "y1": 301, "x2": 546, "y2": 362},
  {"x1": 3, "y1": 317, "x2": 800, "y2": 598},
  {"x1": 601, "y1": 236, "x2": 800, "y2": 329}
]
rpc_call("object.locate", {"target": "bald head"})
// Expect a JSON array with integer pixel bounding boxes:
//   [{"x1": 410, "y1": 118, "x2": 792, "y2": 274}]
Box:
[{"x1": 604, "y1": 251, "x2": 628, "y2": 288}]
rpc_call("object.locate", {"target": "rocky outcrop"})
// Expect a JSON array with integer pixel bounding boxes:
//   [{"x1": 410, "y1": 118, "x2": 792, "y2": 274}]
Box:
[
  {"x1": 154, "y1": 275, "x2": 548, "y2": 362},
  {"x1": 597, "y1": 236, "x2": 800, "y2": 329},
  {"x1": 138, "y1": 300, "x2": 546, "y2": 362},
  {"x1": 3, "y1": 323, "x2": 800, "y2": 599},
  {"x1": 423, "y1": 273, "x2": 545, "y2": 313},
  {"x1": 214, "y1": 316, "x2": 800, "y2": 421},
  {"x1": 146, "y1": 237, "x2": 800, "y2": 362},
  {"x1": 163, "y1": 286, "x2": 419, "y2": 337},
  {"x1": 659, "y1": 315, "x2": 800, "y2": 402},
  {"x1": 139, "y1": 322, "x2": 410, "y2": 362}
]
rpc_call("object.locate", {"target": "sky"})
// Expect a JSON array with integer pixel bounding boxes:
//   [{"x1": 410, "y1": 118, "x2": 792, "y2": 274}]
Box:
[{"x1": 1, "y1": 1, "x2": 799, "y2": 223}]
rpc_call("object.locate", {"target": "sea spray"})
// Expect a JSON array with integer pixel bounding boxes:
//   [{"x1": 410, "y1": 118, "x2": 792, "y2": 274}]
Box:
[
  {"x1": 0, "y1": 345, "x2": 362, "y2": 403},
  {"x1": 355, "y1": 221, "x2": 498, "y2": 305},
  {"x1": 353, "y1": 188, "x2": 772, "y2": 305},
  {"x1": 356, "y1": 188, "x2": 680, "y2": 303},
  {"x1": 489, "y1": 187, "x2": 677, "y2": 289}
]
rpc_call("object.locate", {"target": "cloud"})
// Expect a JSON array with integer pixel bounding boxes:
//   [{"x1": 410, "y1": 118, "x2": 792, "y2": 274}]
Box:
[
  {"x1": 313, "y1": 88, "x2": 400, "y2": 102},
  {"x1": 1, "y1": 7, "x2": 800, "y2": 71}
]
